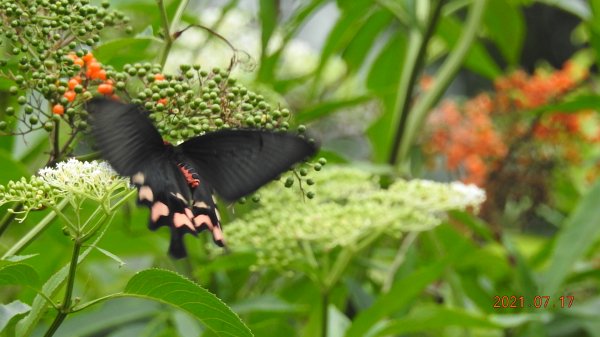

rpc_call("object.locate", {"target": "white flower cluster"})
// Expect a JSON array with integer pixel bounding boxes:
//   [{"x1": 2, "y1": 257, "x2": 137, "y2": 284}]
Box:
[
  {"x1": 222, "y1": 166, "x2": 486, "y2": 269},
  {"x1": 37, "y1": 159, "x2": 126, "y2": 200}
]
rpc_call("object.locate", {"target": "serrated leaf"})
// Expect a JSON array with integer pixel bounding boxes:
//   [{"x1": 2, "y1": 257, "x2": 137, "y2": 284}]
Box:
[
  {"x1": 124, "y1": 269, "x2": 252, "y2": 337},
  {"x1": 0, "y1": 263, "x2": 39, "y2": 287}
]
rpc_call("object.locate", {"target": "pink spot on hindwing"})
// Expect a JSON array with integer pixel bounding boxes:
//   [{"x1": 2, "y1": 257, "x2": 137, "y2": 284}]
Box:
[{"x1": 151, "y1": 202, "x2": 169, "y2": 222}]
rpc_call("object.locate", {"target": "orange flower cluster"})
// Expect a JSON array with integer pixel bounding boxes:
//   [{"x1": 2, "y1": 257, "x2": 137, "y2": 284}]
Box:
[
  {"x1": 495, "y1": 60, "x2": 587, "y2": 111},
  {"x1": 425, "y1": 60, "x2": 593, "y2": 187},
  {"x1": 427, "y1": 94, "x2": 507, "y2": 185},
  {"x1": 53, "y1": 52, "x2": 114, "y2": 115}
]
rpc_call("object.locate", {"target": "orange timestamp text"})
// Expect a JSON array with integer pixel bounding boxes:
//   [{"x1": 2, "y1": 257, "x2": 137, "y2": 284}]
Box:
[{"x1": 493, "y1": 295, "x2": 574, "y2": 309}]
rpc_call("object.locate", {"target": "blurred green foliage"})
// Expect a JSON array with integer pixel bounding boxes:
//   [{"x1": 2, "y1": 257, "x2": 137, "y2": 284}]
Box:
[{"x1": 1, "y1": 0, "x2": 600, "y2": 337}]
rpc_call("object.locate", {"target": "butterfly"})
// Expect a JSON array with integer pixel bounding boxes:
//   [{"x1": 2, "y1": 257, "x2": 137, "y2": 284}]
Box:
[{"x1": 86, "y1": 97, "x2": 317, "y2": 258}]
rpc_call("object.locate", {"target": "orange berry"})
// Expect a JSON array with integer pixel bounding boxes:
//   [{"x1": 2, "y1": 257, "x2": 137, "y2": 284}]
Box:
[
  {"x1": 68, "y1": 78, "x2": 79, "y2": 90},
  {"x1": 96, "y1": 69, "x2": 107, "y2": 80},
  {"x1": 73, "y1": 58, "x2": 84, "y2": 67},
  {"x1": 157, "y1": 98, "x2": 168, "y2": 105},
  {"x1": 52, "y1": 104, "x2": 64, "y2": 115},
  {"x1": 88, "y1": 61, "x2": 102, "y2": 73},
  {"x1": 82, "y1": 52, "x2": 95, "y2": 64},
  {"x1": 97, "y1": 83, "x2": 113, "y2": 95},
  {"x1": 154, "y1": 73, "x2": 165, "y2": 81},
  {"x1": 63, "y1": 91, "x2": 76, "y2": 102}
]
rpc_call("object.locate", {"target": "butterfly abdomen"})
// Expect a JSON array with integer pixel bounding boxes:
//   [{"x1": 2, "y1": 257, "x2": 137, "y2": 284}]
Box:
[{"x1": 177, "y1": 163, "x2": 201, "y2": 188}]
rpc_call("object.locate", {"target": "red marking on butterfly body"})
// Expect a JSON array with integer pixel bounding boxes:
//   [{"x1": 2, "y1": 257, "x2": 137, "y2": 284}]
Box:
[{"x1": 178, "y1": 163, "x2": 200, "y2": 188}]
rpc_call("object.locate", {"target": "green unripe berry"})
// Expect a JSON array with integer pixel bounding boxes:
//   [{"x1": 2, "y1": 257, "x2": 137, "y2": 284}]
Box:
[{"x1": 284, "y1": 177, "x2": 294, "y2": 188}]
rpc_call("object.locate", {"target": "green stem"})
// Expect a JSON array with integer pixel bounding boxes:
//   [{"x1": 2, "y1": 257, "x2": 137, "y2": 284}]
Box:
[
  {"x1": 157, "y1": 0, "x2": 172, "y2": 69},
  {"x1": 388, "y1": 0, "x2": 446, "y2": 167},
  {"x1": 397, "y1": 0, "x2": 489, "y2": 163},
  {"x1": 382, "y1": 232, "x2": 418, "y2": 293},
  {"x1": 157, "y1": 0, "x2": 189, "y2": 69},
  {"x1": 43, "y1": 238, "x2": 82, "y2": 337},
  {"x1": 2, "y1": 198, "x2": 69, "y2": 259}
]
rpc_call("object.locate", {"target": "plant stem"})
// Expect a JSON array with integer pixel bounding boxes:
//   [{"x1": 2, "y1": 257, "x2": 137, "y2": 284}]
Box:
[
  {"x1": 2, "y1": 198, "x2": 69, "y2": 259},
  {"x1": 397, "y1": 0, "x2": 489, "y2": 163},
  {"x1": 43, "y1": 238, "x2": 82, "y2": 337},
  {"x1": 157, "y1": 0, "x2": 189, "y2": 69},
  {"x1": 388, "y1": 0, "x2": 446, "y2": 167},
  {"x1": 382, "y1": 232, "x2": 418, "y2": 292},
  {"x1": 321, "y1": 290, "x2": 329, "y2": 337},
  {"x1": 157, "y1": 0, "x2": 172, "y2": 69}
]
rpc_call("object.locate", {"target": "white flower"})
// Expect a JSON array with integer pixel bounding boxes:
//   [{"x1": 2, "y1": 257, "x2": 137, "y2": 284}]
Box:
[{"x1": 37, "y1": 159, "x2": 126, "y2": 200}]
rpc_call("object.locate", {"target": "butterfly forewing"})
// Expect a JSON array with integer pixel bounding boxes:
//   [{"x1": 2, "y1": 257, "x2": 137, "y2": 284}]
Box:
[
  {"x1": 178, "y1": 130, "x2": 318, "y2": 201},
  {"x1": 87, "y1": 97, "x2": 165, "y2": 176}
]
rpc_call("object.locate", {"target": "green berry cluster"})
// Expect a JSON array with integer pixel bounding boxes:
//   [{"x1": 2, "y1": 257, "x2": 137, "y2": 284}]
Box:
[
  {"x1": 0, "y1": 176, "x2": 58, "y2": 221},
  {"x1": 0, "y1": 0, "x2": 129, "y2": 138},
  {"x1": 119, "y1": 63, "x2": 307, "y2": 142}
]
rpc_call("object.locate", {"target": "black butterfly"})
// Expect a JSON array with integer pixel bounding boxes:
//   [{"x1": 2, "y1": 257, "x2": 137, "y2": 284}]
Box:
[{"x1": 86, "y1": 97, "x2": 317, "y2": 258}]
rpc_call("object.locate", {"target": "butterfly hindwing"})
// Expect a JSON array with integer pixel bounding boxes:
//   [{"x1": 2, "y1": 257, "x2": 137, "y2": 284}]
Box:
[{"x1": 177, "y1": 129, "x2": 318, "y2": 201}]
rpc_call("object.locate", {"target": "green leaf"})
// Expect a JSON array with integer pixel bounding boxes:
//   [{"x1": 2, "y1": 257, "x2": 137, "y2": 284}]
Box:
[
  {"x1": 0, "y1": 263, "x2": 39, "y2": 287},
  {"x1": 533, "y1": 94, "x2": 600, "y2": 114},
  {"x1": 47, "y1": 298, "x2": 161, "y2": 337},
  {"x1": 314, "y1": 0, "x2": 373, "y2": 83},
  {"x1": 232, "y1": 295, "x2": 302, "y2": 315},
  {"x1": 0, "y1": 301, "x2": 30, "y2": 333},
  {"x1": 93, "y1": 37, "x2": 161, "y2": 69},
  {"x1": 124, "y1": 269, "x2": 252, "y2": 337},
  {"x1": 374, "y1": 306, "x2": 501, "y2": 336},
  {"x1": 0, "y1": 149, "x2": 30, "y2": 184},
  {"x1": 345, "y1": 262, "x2": 445, "y2": 337},
  {"x1": 296, "y1": 95, "x2": 374, "y2": 124},
  {"x1": 342, "y1": 9, "x2": 393, "y2": 74},
  {"x1": 483, "y1": 0, "x2": 524, "y2": 65},
  {"x1": 365, "y1": 32, "x2": 407, "y2": 162},
  {"x1": 259, "y1": 0, "x2": 278, "y2": 56},
  {"x1": 436, "y1": 16, "x2": 501, "y2": 78},
  {"x1": 541, "y1": 180, "x2": 600, "y2": 296}
]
